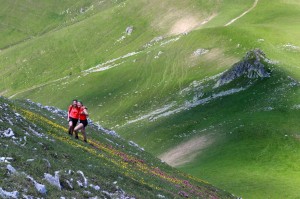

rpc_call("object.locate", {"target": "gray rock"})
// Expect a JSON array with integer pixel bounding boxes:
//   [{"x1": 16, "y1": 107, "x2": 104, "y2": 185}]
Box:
[
  {"x1": 193, "y1": 48, "x2": 209, "y2": 56},
  {"x1": 7, "y1": 164, "x2": 16, "y2": 174},
  {"x1": 0, "y1": 187, "x2": 19, "y2": 199},
  {"x1": 77, "y1": 170, "x2": 88, "y2": 188},
  {"x1": 27, "y1": 176, "x2": 47, "y2": 194},
  {"x1": 215, "y1": 49, "x2": 270, "y2": 87},
  {"x1": 44, "y1": 171, "x2": 61, "y2": 190},
  {"x1": 125, "y1": 26, "x2": 133, "y2": 35},
  {"x1": 150, "y1": 36, "x2": 163, "y2": 43},
  {"x1": 34, "y1": 182, "x2": 47, "y2": 194}
]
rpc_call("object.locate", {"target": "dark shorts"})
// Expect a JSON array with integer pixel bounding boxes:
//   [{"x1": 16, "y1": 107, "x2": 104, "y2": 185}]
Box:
[
  {"x1": 69, "y1": 117, "x2": 78, "y2": 127},
  {"x1": 80, "y1": 120, "x2": 88, "y2": 127}
]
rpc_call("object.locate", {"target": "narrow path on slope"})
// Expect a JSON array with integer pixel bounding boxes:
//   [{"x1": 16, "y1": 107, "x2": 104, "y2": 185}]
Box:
[{"x1": 225, "y1": 0, "x2": 259, "y2": 26}]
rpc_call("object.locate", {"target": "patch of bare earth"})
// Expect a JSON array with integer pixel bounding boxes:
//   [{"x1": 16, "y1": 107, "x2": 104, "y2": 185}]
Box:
[
  {"x1": 169, "y1": 16, "x2": 200, "y2": 35},
  {"x1": 169, "y1": 14, "x2": 216, "y2": 35},
  {"x1": 159, "y1": 134, "x2": 214, "y2": 167},
  {"x1": 146, "y1": 1, "x2": 216, "y2": 36}
]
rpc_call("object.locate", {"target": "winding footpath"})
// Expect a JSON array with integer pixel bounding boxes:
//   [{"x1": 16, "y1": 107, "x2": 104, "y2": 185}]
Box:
[{"x1": 225, "y1": 0, "x2": 259, "y2": 26}]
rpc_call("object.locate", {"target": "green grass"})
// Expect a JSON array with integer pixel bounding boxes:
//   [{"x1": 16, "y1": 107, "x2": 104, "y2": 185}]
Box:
[
  {"x1": 0, "y1": 97, "x2": 234, "y2": 198},
  {"x1": 1, "y1": 0, "x2": 300, "y2": 198},
  {"x1": 0, "y1": 0, "x2": 120, "y2": 49},
  {"x1": 182, "y1": 118, "x2": 300, "y2": 198},
  {"x1": 116, "y1": 67, "x2": 300, "y2": 198}
]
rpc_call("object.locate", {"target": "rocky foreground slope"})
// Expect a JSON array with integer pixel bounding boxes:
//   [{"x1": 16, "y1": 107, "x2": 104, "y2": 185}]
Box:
[{"x1": 0, "y1": 97, "x2": 236, "y2": 198}]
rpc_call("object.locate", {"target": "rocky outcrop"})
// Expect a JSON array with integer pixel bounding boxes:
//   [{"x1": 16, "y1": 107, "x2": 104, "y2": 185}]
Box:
[{"x1": 215, "y1": 49, "x2": 271, "y2": 87}]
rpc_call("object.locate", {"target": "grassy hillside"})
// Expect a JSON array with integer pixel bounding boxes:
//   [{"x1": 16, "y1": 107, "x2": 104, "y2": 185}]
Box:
[
  {"x1": 1, "y1": 0, "x2": 300, "y2": 198},
  {"x1": 0, "y1": 0, "x2": 254, "y2": 97},
  {"x1": 119, "y1": 63, "x2": 300, "y2": 198},
  {"x1": 0, "y1": 96, "x2": 234, "y2": 198},
  {"x1": 0, "y1": 0, "x2": 120, "y2": 49}
]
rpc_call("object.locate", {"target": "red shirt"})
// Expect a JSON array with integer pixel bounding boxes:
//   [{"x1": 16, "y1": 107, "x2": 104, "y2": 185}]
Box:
[
  {"x1": 79, "y1": 106, "x2": 88, "y2": 120},
  {"x1": 68, "y1": 105, "x2": 80, "y2": 119}
]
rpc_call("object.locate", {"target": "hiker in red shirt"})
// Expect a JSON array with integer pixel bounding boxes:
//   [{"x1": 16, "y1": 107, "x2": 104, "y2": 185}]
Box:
[
  {"x1": 74, "y1": 101, "x2": 89, "y2": 142},
  {"x1": 67, "y1": 99, "x2": 80, "y2": 136}
]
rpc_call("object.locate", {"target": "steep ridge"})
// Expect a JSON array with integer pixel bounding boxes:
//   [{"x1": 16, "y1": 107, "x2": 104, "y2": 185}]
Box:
[
  {"x1": 118, "y1": 51, "x2": 300, "y2": 198},
  {"x1": 0, "y1": 97, "x2": 235, "y2": 198},
  {"x1": 125, "y1": 49, "x2": 272, "y2": 124}
]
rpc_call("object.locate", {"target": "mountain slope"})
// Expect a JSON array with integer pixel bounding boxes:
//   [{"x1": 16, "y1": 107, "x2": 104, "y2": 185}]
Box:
[
  {"x1": 1, "y1": 0, "x2": 300, "y2": 198},
  {"x1": 118, "y1": 51, "x2": 300, "y2": 198},
  {"x1": 0, "y1": 0, "x2": 255, "y2": 98},
  {"x1": 0, "y1": 0, "x2": 121, "y2": 50},
  {"x1": 0, "y1": 97, "x2": 234, "y2": 198}
]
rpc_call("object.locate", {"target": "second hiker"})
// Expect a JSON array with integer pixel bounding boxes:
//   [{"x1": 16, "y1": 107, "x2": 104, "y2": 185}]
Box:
[
  {"x1": 74, "y1": 101, "x2": 89, "y2": 142},
  {"x1": 67, "y1": 99, "x2": 79, "y2": 136}
]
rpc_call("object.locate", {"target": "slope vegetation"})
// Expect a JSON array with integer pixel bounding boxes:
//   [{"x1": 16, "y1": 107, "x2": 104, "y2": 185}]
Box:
[
  {"x1": 1, "y1": 0, "x2": 300, "y2": 198},
  {"x1": 0, "y1": 97, "x2": 234, "y2": 198}
]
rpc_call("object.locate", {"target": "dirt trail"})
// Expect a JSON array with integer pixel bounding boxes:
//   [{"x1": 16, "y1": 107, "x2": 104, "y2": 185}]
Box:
[
  {"x1": 159, "y1": 134, "x2": 214, "y2": 167},
  {"x1": 225, "y1": 0, "x2": 259, "y2": 26}
]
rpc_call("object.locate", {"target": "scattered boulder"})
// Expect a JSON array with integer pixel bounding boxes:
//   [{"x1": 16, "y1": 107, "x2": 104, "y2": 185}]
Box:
[
  {"x1": 0, "y1": 187, "x2": 19, "y2": 199},
  {"x1": 44, "y1": 171, "x2": 61, "y2": 190},
  {"x1": 143, "y1": 36, "x2": 164, "y2": 48},
  {"x1": 193, "y1": 48, "x2": 209, "y2": 56},
  {"x1": 77, "y1": 170, "x2": 88, "y2": 188},
  {"x1": 89, "y1": 184, "x2": 101, "y2": 191},
  {"x1": 0, "y1": 157, "x2": 13, "y2": 163},
  {"x1": 7, "y1": 164, "x2": 17, "y2": 174},
  {"x1": 27, "y1": 176, "x2": 47, "y2": 194},
  {"x1": 126, "y1": 26, "x2": 133, "y2": 35},
  {"x1": 150, "y1": 36, "x2": 163, "y2": 43},
  {"x1": 215, "y1": 49, "x2": 271, "y2": 87},
  {"x1": 0, "y1": 128, "x2": 14, "y2": 138}
]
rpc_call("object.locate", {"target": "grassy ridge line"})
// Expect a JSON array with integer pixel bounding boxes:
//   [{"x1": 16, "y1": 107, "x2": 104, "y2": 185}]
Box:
[{"x1": 16, "y1": 104, "x2": 234, "y2": 198}]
